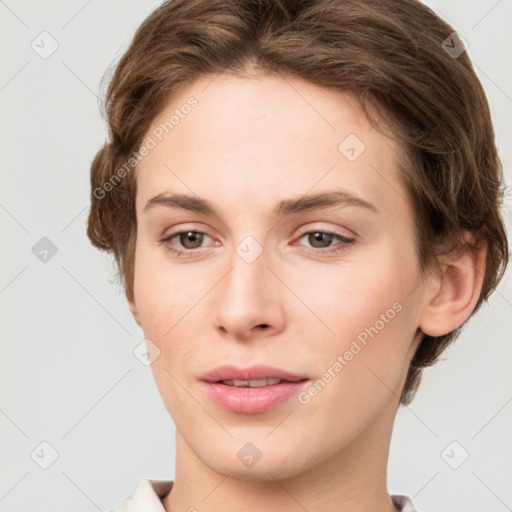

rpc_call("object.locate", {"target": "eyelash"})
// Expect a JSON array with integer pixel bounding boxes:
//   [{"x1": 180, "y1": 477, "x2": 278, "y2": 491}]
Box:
[
  {"x1": 292, "y1": 228, "x2": 354, "y2": 255},
  {"x1": 160, "y1": 228, "x2": 354, "y2": 257}
]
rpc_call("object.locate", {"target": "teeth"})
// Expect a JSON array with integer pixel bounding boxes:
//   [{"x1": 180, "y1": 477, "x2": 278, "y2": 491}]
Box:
[{"x1": 221, "y1": 378, "x2": 282, "y2": 387}]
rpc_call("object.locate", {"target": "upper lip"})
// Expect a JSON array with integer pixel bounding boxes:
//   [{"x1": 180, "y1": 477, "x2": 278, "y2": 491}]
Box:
[{"x1": 200, "y1": 365, "x2": 309, "y2": 383}]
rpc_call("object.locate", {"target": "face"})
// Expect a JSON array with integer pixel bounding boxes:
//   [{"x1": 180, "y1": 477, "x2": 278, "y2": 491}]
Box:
[{"x1": 129, "y1": 72, "x2": 426, "y2": 480}]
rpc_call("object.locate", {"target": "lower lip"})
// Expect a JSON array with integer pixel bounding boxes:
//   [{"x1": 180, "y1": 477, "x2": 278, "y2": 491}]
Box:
[{"x1": 201, "y1": 380, "x2": 310, "y2": 414}]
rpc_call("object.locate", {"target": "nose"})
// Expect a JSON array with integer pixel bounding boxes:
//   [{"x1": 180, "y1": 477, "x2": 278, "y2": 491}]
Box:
[{"x1": 214, "y1": 244, "x2": 286, "y2": 341}]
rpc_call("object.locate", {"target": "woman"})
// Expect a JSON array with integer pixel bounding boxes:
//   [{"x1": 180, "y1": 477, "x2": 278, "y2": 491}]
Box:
[{"x1": 87, "y1": 0, "x2": 508, "y2": 510}]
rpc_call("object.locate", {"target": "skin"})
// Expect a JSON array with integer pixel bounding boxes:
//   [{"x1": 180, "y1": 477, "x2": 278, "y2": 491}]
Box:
[{"x1": 127, "y1": 71, "x2": 486, "y2": 512}]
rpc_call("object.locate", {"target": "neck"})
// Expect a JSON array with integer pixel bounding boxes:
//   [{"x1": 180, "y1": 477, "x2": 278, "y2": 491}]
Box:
[{"x1": 163, "y1": 399, "x2": 400, "y2": 512}]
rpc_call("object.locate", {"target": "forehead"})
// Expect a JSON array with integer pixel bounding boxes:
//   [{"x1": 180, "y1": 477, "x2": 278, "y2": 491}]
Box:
[
  {"x1": 145, "y1": 72, "x2": 375, "y2": 151},
  {"x1": 135, "y1": 73, "x2": 408, "y2": 219}
]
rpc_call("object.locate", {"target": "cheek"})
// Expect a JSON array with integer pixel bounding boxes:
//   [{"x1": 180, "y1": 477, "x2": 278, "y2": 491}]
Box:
[
  {"x1": 292, "y1": 252, "x2": 414, "y2": 343},
  {"x1": 291, "y1": 245, "x2": 419, "y2": 395},
  {"x1": 131, "y1": 246, "x2": 230, "y2": 385},
  {"x1": 296, "y1": 298, "x2": 416, "y2": 437},
  {"x1": 133, "y1": 254, "x2": 204, "y2": 413},
  {"x1": 133, "y1": 243, "x2": 199, "y2": 334}
]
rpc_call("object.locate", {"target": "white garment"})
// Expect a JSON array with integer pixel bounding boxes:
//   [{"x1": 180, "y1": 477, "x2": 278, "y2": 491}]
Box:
[{"x1": 111, "y1": 479, "x2": 419, "y2": 511}]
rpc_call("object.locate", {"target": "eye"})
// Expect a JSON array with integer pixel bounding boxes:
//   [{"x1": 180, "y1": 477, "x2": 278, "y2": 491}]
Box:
[
  {"x1": 160, "y1": 230, "x2": 215, "y2": 257},
  {"x1": 293, "y1": 229, "x2": 354, "y2": 255},
  {"x1": 160, "y1": 228, "x2": 355, "y2": 257}
]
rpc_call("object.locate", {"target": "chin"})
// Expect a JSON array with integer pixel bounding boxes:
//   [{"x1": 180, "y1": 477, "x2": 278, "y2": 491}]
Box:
[
  {"x1": 207, "y1": 458, "x2": 303, "y2": 482},
  {"x1": 193, "y1": 435, "x2": 318, "y2": 482}
]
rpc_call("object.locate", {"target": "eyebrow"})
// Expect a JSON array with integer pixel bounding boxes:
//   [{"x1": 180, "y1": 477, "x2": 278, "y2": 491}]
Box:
[{"x1": 143, "y1": 190, "x2": 379, "y2": 217}]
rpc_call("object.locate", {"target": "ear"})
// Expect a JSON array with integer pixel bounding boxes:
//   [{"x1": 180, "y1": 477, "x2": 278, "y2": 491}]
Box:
[
  {"x1": 419, "y1": 232, "x2": 487, "y2": 337},
  {"x1": 126, "y1": 285, "x2": 142, "y2": 328}
]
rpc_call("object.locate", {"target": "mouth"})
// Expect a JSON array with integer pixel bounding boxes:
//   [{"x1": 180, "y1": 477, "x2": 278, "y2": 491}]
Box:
[
  {"x1": 217, "y1": 378, "x2": 295, "y2": 387},
  {"x1": 199, "y1": 365, "x2": 310, "y2": 414}
]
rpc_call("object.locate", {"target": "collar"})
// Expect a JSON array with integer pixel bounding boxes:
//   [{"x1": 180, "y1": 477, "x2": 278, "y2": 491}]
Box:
[{"x1": 114, "y1": 479, "x2": 418, "y2": 512}]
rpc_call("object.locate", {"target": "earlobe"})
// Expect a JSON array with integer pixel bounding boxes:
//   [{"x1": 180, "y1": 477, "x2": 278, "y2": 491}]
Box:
[{"x1": 419, "y1": 233, "x2": 487, "y2": 337}]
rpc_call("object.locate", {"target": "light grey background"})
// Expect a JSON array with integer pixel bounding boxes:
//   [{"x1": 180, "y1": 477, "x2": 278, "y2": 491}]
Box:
[{"x1": 0, "y1": 1, "x2": 511, "y2": 511}]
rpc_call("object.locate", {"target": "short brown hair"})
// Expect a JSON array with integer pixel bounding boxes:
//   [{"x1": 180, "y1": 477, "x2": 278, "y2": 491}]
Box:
[{"x1": 87, "y1": 0, "x2": 508, "y2": 405}]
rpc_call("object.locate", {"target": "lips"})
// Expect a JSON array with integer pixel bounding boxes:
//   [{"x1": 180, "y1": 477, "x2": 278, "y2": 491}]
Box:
[
  {"x1": 199, "y1": 365, "x2": 310, "y2": 414},
  {"x1": 199, "y1": 364, "x2": 308, "y2": 384}
]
